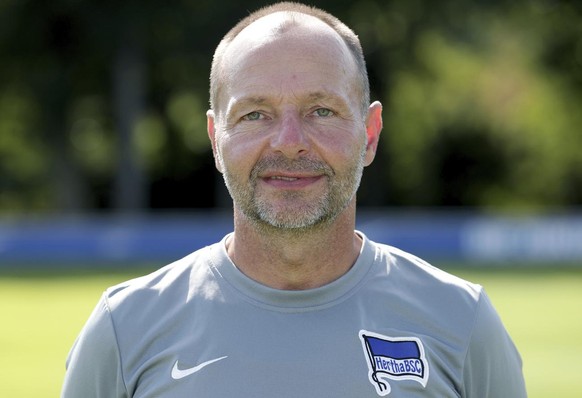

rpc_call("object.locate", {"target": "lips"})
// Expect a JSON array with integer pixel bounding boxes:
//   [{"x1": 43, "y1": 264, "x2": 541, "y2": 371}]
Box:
[
  {"x1": 251, "y1": 156, "x2": 333, "y2": 188},
  {"x1": 261, "y1": 173, "x2": 324, "y2": 189},
  {"x1": 264, "y1": 172, "x2": 320, "y2": 180},
  {"x1": 269, "y1": 175, "x2": 300, "y2": 181}
]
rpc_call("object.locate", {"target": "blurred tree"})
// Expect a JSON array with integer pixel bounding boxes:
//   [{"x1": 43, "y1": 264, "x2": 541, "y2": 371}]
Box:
[
  {"x1": 0, "y1": 0, "x2": 581, "y2": 215},
  {"x1": 373, "y1": 0, "x2": 582, "y2": 211}
]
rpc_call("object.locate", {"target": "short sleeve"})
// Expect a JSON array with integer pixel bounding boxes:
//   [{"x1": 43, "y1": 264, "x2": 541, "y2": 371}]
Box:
[
  {"x1": 61, "y1": 294, "x2": 128, "y2": 398},
  {"x1": 462, "y1": 290, "x2": 527, "y2": 397}
]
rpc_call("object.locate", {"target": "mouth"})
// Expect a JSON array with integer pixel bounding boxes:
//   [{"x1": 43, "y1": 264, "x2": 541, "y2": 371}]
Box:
[
  {"x1": 252, "y1": 156, "x2": 333, "y2": 189},
  {"x1": 268, "y1": 175, "x2": 300, "y2": 181},
  {"x1": 260, "y1": 173, "x2": 325, "y2": 189}
]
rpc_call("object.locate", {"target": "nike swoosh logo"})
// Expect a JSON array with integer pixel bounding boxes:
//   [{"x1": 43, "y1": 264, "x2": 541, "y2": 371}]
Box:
[{"x1": 171, "y1": 356, "x2": 228, "y2": 380}]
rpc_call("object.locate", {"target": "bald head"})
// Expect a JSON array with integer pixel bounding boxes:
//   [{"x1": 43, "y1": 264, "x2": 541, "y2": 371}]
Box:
[{"x1": 209, "y1": 2, "x2": 370, "y2": 118}]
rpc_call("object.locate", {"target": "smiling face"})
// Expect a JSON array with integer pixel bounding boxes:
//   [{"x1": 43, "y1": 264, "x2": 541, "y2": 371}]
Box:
[{"x1": 208, "y1": 13, "x2": 380, "y2": 232}]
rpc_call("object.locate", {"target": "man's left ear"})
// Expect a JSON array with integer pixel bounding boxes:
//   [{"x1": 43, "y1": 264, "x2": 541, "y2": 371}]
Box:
[{"x1": 364, "y1": 101, "x2": 383, "y2": 166}]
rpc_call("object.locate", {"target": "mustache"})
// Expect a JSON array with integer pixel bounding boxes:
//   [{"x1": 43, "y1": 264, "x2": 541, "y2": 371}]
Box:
[{"x1": 251, "y1": 156, "x2": 334, "y2": 178}]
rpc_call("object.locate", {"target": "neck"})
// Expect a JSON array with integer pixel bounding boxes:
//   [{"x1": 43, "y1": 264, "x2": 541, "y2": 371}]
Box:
[{"x1": 226, "y1": 203, "x2": 362, "y2": 290}]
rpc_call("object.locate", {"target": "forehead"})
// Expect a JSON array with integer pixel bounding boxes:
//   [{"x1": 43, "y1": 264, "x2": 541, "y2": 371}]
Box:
[
  {"x1": 218, "y1": 12, "x2": 359, "y2": 110},
  {"x1": 231, "y1": 11, "x2": 344, "y2": 53}
]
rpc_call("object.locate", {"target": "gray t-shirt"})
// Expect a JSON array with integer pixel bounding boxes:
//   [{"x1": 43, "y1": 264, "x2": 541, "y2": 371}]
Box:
[{"x1": 62, "y1": 232, "x2": 526, "y2": 397}]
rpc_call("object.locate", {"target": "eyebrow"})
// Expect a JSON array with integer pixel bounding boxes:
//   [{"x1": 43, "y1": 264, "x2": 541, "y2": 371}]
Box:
[
  {"x1": 306, "y1": 92, "x2": 328, "y2": 102},
  {"x1": 224, "y1": 96, "x2": 266, "y2": 119},
  {"x1": 306, "y1": 91, "x2": 350, "y2": 108},
  {"x1": 228, "y1": 96, "x2": 267, "y2": 111},
  {"x1": 225, "y1": 91, "x2": 349, "y2": 118}
]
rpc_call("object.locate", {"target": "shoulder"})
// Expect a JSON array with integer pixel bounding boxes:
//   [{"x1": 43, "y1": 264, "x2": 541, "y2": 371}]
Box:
[
  {"x1": 370, "y1": 239, "x2": 482, "y2": 302},
  {"x1": 361, "y1": 240, "x2": 525, "y2": 394},
  {"x1": 363, "y1": 238, "x2": 487, "y2": 342},
  {"x1": 104, "y1": 241, "x2": 221, "y2": 313}
]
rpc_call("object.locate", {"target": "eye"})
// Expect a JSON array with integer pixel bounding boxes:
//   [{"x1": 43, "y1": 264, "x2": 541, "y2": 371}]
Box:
[
  {"x1": 312, "y1": 108, "x2": 334, "y2": 117},
  {"x1": 242, "y1": 111, "x2": 264, "y2": 121}
]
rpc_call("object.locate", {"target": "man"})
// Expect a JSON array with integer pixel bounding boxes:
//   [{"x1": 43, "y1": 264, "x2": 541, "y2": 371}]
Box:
[{"x1": 62, "y1": 2, "x2": 526, "y2": 397}]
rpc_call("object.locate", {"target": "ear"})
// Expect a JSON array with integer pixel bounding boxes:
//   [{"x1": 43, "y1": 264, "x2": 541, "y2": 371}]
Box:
[
  {"x1": 363, "y1": 101, "x2": 383, "y2": 166},
  {"x1": 207, "y1": 109, "x2": 223, "y2": 173}
]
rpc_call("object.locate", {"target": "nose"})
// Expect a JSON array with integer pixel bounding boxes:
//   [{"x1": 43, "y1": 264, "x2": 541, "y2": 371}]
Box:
[{"x1": 270, "y1": 111, "x2": 309, "y2": 158}]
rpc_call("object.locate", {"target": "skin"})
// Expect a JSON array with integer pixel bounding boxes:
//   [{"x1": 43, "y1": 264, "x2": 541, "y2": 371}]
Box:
[{"x1": 207, "y1": 12, "x2": 383, "y2": 290}]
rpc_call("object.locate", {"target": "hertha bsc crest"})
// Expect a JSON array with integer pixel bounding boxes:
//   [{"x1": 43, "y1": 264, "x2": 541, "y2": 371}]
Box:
[{"x1": 359, "y1": 330, "x2": 429, "y2": 396}]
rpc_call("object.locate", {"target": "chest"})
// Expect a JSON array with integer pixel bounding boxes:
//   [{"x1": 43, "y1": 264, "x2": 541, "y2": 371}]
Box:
[{"x1": 120, "y1": 300, "x2": 465, "y2": 397}]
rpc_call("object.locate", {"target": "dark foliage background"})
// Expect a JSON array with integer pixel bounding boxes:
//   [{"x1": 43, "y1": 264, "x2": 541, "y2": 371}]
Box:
[{"x1": 1, "y1": 0, "x2": 581, "y2": 214}]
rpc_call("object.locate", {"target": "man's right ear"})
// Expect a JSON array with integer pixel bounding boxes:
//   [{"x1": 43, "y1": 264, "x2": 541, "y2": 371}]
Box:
[{"x1": 206, "y1": 110, "x2": 223, "y2": 173}]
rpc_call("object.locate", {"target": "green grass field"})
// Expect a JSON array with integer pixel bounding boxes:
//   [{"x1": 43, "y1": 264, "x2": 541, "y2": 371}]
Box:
[{"x1": 1, "y1": 266, "x2": 580, "y2": 397}]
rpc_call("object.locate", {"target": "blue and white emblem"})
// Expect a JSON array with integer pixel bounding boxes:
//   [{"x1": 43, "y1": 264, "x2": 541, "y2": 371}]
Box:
[{"x1": 359, "y1": 330, "x2": 429, "y2": 396}]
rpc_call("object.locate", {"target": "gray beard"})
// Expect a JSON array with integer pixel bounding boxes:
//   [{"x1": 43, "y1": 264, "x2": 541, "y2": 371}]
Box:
[{"x1": 222, "y1": 151, "x2": 365, "y2": 234}]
